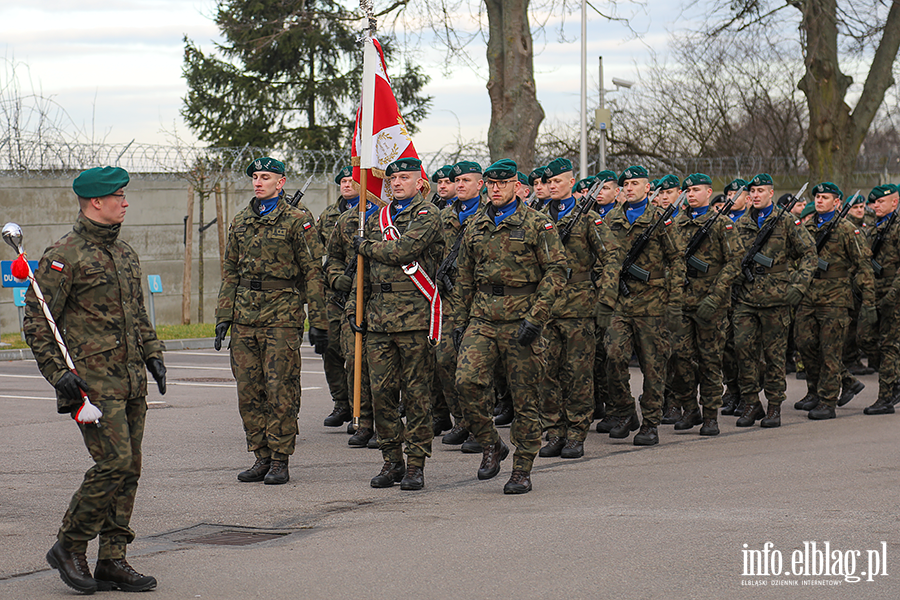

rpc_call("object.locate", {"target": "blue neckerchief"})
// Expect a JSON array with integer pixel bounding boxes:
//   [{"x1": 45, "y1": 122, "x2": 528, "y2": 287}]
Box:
[
  {"x1": 458, "y1": 196, "x2": 480, "y2": 225},
  {"x1": 816, "y1": 210, "x2": 835, "y2": 229},
  {"x1": 690, "y1": 205, "x2": 710, "y2": 220},
  {"x1": 364, "y1": 201, "x2": 378, "y2": 221},
  {"x1": 553, "y1": 196, "x2": 577, "y2": 221},
  {"x1": 626, "y1": 198, "x2": 648, "y2": 225},
  {"x1": 597, "y1": 202, "x2": 615, "y2": 218},
  {"x1": 258, "y1": 194, "x2": 279, "y2": 216},
  {"x1": 493, "y1": 199, "x2": 518, "y2": 226},
  {"x1": 392, "y1": 197, "x2": 412, "y2": 216},
  {"x1": 729, "y1": 208, "x2": 746, "y2": 222},
  {"x1": 756, "y1": 204, "x2": 774, "y2": 228},
  {"x1": 671, "y1": 206, "x2": 680, "y2": 218},
  {"x1": 344, "y1": 195, "x2": 360, "y2": 211},
  {"x1": 877, "y1": 212, "x2": 894, "y2": 228}
]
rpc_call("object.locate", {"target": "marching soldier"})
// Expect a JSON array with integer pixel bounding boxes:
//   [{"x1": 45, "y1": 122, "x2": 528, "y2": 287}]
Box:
[
  {"x1": 732, "y1": 174, "x2": 816, "y2": 428},
  {"x1": 591, "y1": 169, "x2": 619, "y2": 431},
  {"x1": 720, "y1": 178, "x2": 749, "y2": 415},
  {"x1": 529, "y1": 166, "x2": 550, "y2": 210},
  {"x1": 793, "y1": 183, "x2": 875, "y2": 419},
  {"x1": 215, "y1": 157, "x2": 328, "y2": 485},
  {"x1": 517, "y1": 171, "x2": 532, "y2": 200},
  {"x1": 431, "y1": 164, "x2": 456, "y2": 209},
  {"x1": 453, "y1": 158, "x2": 567, "y2": 493},
  {"x1": 353, "y1": 158, "x2": 444, "y2": 490}
]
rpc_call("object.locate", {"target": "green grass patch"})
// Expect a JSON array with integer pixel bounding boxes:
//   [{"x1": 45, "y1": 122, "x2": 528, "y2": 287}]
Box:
[
  {"x1": 0, "y1": 333, "x2": 28, "y2": 349},
  {"x1": 154, "y1": 323, "x2": 216, "y2": 339}
]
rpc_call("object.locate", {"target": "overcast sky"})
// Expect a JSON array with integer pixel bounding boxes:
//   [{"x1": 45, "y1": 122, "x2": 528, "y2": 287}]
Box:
[{"x1": 1, "y1": 1, "x2": 686, "y2": 155}]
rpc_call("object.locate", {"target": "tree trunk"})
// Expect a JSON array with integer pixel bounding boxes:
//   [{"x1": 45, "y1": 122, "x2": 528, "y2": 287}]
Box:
[
  {"x1": 182, "y1": 186, "x2": 194, "y2": 325},
  {"x1": 798, "y1": 0, "x2": 900, "y2": 187},
  {"x1": 484, "y1": 0, "x2": 544, "y2": 168}
]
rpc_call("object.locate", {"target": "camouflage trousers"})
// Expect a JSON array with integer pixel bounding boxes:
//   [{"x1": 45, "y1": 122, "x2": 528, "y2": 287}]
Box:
[
  {"x1": 324, "y1": 303, "x2": 349, "y2": 410},
  {"x1": 340, "y1": 316, "x2": 373, "y2": 429},
  {"x1": 874, "y1": 300, "x2": 900, "y2": 399},
  {"x1": 434, "y1": 315, "x2": 463, "y2": 423},
  {"x1": 367, "y1": 330, "x2": 434, "y2": 468},
  {"x1": 670, "y1": 308, "x2": 727, "y2": 414},
  {"x1": 60, "y1": 396, "x2": 146, "y2": 559},
  {"x1": 231, "y1": 324, "x2": 302, "y2": 458},
  {"x1": 721, "y1": 308, "x2": 739, "y2": 395},
  {"x1": 541, "y1": 318, "x2": 596, "y2": 441},
  {"x1": 456, "y1": 318, "x2": 546, "y2": 472},
  {"x1": 733, "y1": 304, "x2": 790, "y2": 406},
  {"x1": 605, "y1": 315, "x2": 670, "y2": 427},
  {"x1": 795, "y1": 305, "x2": 850, "y2": 406}
]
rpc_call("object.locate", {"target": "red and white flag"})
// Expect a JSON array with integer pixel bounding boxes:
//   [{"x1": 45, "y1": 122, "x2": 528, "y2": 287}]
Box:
[{"x1": 352, "y1": 37, "x2": 428, "y2": 206}]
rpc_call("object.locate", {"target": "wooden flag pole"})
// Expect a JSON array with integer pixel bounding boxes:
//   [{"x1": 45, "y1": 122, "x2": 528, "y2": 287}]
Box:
[{"x1": 352, "y1": 167, "x2": 367, "y2": 429}]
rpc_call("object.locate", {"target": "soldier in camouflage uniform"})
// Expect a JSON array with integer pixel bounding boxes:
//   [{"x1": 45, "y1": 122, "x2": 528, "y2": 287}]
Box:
[
  {"x1": 353, "y1": 158, "x2": 444, "y2": 491},
  {"x1": 215, "y1": 157, "x2": 328, "y2": 485},
  {"x1": 844, "y1": 199, "x2": 878, "y2": 374},
  {"x1": 528, "y1": 166, "x2": 550, "y2": 211},
  {"x1": 669, "y1": 174, "x2": 743, "y2": 436},
  {"x1": 862, "y1": 184, "x2": 900, "y2": 415},
  {"x1": 792, "y1": 182, "x2": 876, "y2": 419},
  {"x1": 720, "y1": 178, "x2": 750, "y2": 415},
  {"x1": 25, "y1": 166, "x2": 165, "y2": 593},
  {"x1": 732, "y1": 174, "x2": 816, "y2": 428},
  {"x1": 318, "y1": 166, "x2": 355, "y2": 429},
  {"x1": 603, "y1": 166, "x2": 685, "y2": 446},
  {"x1": 453, "y1": 158, "x2": 567, "y2": 494},
  {"x1": 431, "y1": 164, "x2": 456, "y2": 210},
  {"x1": 538, "y1": 159, "x2": 621, "y2": 459}
]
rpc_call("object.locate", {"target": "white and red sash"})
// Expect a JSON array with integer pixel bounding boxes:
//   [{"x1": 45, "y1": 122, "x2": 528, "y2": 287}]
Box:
[{"x1": 379, "y1": 205, "x2": 442, "y2": 342}]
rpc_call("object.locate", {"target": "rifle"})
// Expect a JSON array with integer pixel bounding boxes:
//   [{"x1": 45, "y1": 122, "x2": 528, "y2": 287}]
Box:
[
  {"x1": 528, "y1": 190, "x2": 545, "y2": 211},
  {"x1": 871, "y1": 209, "x2": 898, "y2": 278},
  {"x1": 558, "y1": 181, "x2": 601, "y2": 245},
  {"x1": 287, "y1": 175, "x2": 314, "y2": 207},
  {"x1": 815, "y1": 190, "x2": 860, "y2": 272},
  {"x1": 684, "y1": 189, "x2": 745, "y2": 273},
  {"x1": 739, "y1": 182, "x2": 808, "y2": 283},
  {"x1": 618, "y1": 187, "x2": 676, "y2": 297},
  {"x1": 435, "y1": 222, "x2": 467, "y2": 293},
  {"x1": 430, "y1": 193, "x2": 447, "y2": 210}
]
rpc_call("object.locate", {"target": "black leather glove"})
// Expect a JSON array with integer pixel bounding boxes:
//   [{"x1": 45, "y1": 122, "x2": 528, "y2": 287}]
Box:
[
  {"x1": 146, "y1": 357, "x2": 167, "y2": 395},
  {"x1": 452, "y1": 326, "x2": 466, "y2": 353},
  {"x1": 353, "y1": 236, "x2": 367, "y2": 255},
  {"x1": 308, "y1": 326, "x2": 328, "y2": 355},
  {"x1": 347, "y1": 314, "x2": 367, "y2": 335},
  {"x1": 334, "y1": 274, "x2": 353, "y2": 292},
  {"x1": 55, "y1": 371, "x2": 88, "y2": 402},
  {"x1": 214, "y1": 321, "x2": 231, "y2": 351},
  {"x1": 516, "y1": 319, "x2": 542, "y2": 347}
]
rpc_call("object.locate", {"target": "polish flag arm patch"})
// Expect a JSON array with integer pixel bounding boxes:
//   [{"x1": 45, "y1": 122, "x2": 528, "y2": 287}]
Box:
[
  {"x1": 544, "y1": 223, "x2": 554, "y2": 230},
  {"x1": 418, "y1": 209, "x2": 429, "y2": 215},
  {"x1": 50, "y1": 260, "x2": 65, "y2": 272},
  {"x1": 302, "y1": 221, "x2": 312, "y2": 230}
]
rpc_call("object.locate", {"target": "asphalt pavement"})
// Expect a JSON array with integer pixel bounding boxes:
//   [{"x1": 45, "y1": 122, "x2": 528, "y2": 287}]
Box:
[{"x1": 1, "y1": 344, "x2": 898, "y2": 599}]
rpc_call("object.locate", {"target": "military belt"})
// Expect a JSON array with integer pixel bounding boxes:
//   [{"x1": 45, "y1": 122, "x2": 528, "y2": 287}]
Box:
[
  {"x1": 478, "y1": 283, "x2": 539, "y2": 296},
  {"x1": 686, "y1": 265, "x2": 723, "y2": 278},
  {"x1": 374, "y1": 281, "x2": 418, "y2": 293},
  {"x1": 751, "y1": 263, "x2": 788, "y2": 275},
  {"x1": 239, "y1": 278, "x2": 295, "y2": 291},
  {"x1": 814, "y1": 268, "x2": 849, "y2": 280},
  {"x1": 567, "y1": 271, "x2": 592, "y2": 283}
]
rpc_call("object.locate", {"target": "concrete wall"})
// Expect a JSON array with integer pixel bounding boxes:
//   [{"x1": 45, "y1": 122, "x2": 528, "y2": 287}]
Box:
[{"x1": 0, "y1": 175, "x2": 339, "y2": 336}]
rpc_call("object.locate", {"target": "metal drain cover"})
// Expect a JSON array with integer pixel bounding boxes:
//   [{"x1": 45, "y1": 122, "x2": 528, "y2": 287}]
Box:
[{"x1": 184, "y1": 530, "x2": 288, "y2": 546}]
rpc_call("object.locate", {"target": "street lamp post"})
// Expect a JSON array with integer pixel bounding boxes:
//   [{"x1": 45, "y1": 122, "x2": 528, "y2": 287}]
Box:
[{"x1": 594, "y1": 56, "x2": 633, "y2": 172}]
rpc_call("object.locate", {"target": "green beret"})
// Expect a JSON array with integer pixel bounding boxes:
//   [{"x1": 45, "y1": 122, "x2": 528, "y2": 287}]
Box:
[
  {"x1": 450, "y1": 161, "x2": 482, "y2": 181},
  {"x1": 431, "y1": 165, "x2": 453, "y2": 183},
  {"x1": 573, "y1": 177, "x2": 597, "y2": 194},
  {"x1": 748, "y1": 173, "x2": 774, "y2": 188},
  {"x1": 517, "y1": 171, "x2": 530, "y2": 186},
  {"x1": 334, "y1": 165, "x2": 352, "y2": 184},
  {"x1": 618, "y1": 165, "x2": 649, "y2": 186},
  {"x1": 542, "y1": 157, "x2": 574, "y2": 181},
  {"x1": 595, "y1": 170, "x2": 618, "y2": 184},
  {"x1": 385, "y1": 158, "x2": 422, "y2": 176},
  {"x1": 649, "y1": 178, "x2": 660, "y2": 191},
  {"x1": 246, "y1": 156, "x2": 285, "y2": 177},
  {"x1": 868, "y1": 184, "x2": 898, "y2": 203},
  {"x1": 73, "y1": 166, "x2": 129, "y2": 198},
  {"x1": 528, "y1": 167, "x2": 545, "y2": 186},
  {"x1": 483, "y1": 158, "x2": 518, "y2": 180},
  {"x1": 799, "y1": 201, "x2": 816, "y2": 220},
  {"x1": 812, "y1": 182, "x2": 842, "y2": 199},
  {"x1": 681, "y1": 173, "x2": 712, "y2": 189},
  {"x1": 657, "y1": 174, "x2": 680, "y2": 190},
  {"x1": 724, "y1": 178, "x2": 748, "y2": 195}
]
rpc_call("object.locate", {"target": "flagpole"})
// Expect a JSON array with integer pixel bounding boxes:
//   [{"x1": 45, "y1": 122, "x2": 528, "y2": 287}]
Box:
[{"x1": 353, "y1": 2, "x2": 377, "y2": 429}]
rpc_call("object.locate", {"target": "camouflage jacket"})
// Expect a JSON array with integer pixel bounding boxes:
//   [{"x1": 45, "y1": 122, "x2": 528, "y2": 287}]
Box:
[
  {"x1": 358, "y1": 192, "x2": 444, "y2": 333},
  {"x1": 23, "y1": 214, "x2": 165, "y2": 413},
  {"x1": 452, "y1": 199, "x2": 567, "y2": 326},
  {"x1": 216, "y1": 194, "x2": 326, "y2": 329},
  {"x1": 802, "y1": 217, "x2": 875, "y2": 308},
  {"x1": 436, "y1": 197, "x2": 487, "y2": 316},
  {"x1": 318, "y1": 197, "x2": 353, "y2": 321},
  {"x1": 733, "y1": 208, "x2": 816, "y2": 307},
  {"x1": 606, "y1": 201, "x2": 685, "y2": 316},
  {"x1": 548, "y1": 202, "x2": 622, "y2": 317},
  {"x1": 866, "y1": 212, "x2": 900, "y2": 300},
  {"x1": 675, "y1": 208, "x2": 744, "y2": 310},
  {"x1": 324, "y1": 204, "x2": 372, "y2": 317}
]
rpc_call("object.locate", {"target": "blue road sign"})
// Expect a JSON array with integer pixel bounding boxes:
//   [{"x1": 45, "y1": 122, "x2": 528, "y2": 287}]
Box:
[
  {"x1": 13, "y1": 288, "x2": 27, "y2": 307},
  {"x1": 1, "y1": 260, "x2": 38, "y2": 288},
  {"x1": 147, "y1": 275, "x2": 163, "y2": 294}
]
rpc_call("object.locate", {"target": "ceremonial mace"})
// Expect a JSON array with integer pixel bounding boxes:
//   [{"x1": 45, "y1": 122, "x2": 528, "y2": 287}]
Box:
[{"x1": 2, "y1": 222, "x2": 102, "y2": 424}]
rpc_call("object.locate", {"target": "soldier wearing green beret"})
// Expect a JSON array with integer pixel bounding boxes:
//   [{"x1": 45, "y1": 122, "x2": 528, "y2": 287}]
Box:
[
  {"x1": 517, "y1": 171, "x2": 532, "y2": 200},
  {"x1": 353, "y1": 158, "x2": 445, "y2": 490},
  {"x1": 654, "y1": 174, "x2": 682, "y2": 214},
  {"x1": 719, "y1": 177, "x2": 750, "y2": 415},
  {"x1": 667, "y1": 173, "x2": 744, "y2": 435},
  {"x1": 731, "y1": 174, "x2": 816, "y2": 428},
  {"x1": 431, "y1": 165, "x2": 456, "y2": 209},
  {"x1": 215, "y1": 157, "x2": 328, "y2": 484},
  {"x1": 844, "y1": 197, "x2": 878, "y2": 376},
  {"x1": 25, "y1": 166, "x2": 165, "y2": 593},
  {"x1": 602, "y1": 165, "x2": 685, "y2": 446},
  {"x1": 528, "y1": 166, "x2": 551, "y2": 210},
  {"x1": 537, "y1": 158, "x2": 622, "y2": 459},
  {"x1": 452, "y1": 158, "x2": 568, "y2": 493},
  {"x1": 860, "y1": 184, "x2": 900, "y2": 414}
]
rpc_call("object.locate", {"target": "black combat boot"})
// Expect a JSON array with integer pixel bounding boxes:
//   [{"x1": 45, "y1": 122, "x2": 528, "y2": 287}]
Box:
[
  {"x1": 674, "y1": 409, "x2": 702, "y2": 430},
  {"x1": 661, "y1": 404, "x2": 682, "y2": 425},
  {"x1": 633, "y1": 423, "x2": 659, "y2": 446},
  {"x1": 699, "y1": 418, "x2": 720, "y2": 436},
  {"x1": 433, "y1": 414, "x2": 453, "y2": 436},
  {"x1": 863, "y1": 396, "x2": 895, "y2": 415},
  {"x1": 494, "y1": 400, "x2": 514, "y2": 426},
  {"x1": 442, "y1": 423, "x2": 469, "y2": 445},
  {"x1": 94, "y1": 558, "x2": 157, "y2": 592},
  {"x1": 461, "y1": 434, "x2": 482, "y2": 454},
  {"x1": 720, "y1": 392, "x2": 739, "y2": 415},
  {"x1": 539, "y1": 436, "x2": 566, "y2": 457},
  {"x1": 560, "y1": 439, "x2": 584, "y2": 459},
  {"x1": 759, "y1": 404, "x2": 781, "y2": 428},
  {"x1": 608, "y1": 412, "x2": 640, "y2": 438},
  {"x1": 808, "y1": 402, "x2": 836, "y2": 420},
  {"x1": 794, "y1": 393, "x2": 819, "y2": 411},
  {"x1": 371, "y1": 460, "x2": 406, "y2": 488},
  {"x1": 46, "y1": 541, "x2": 97, "y2": 594},
  {"x1": 503, "y1": 469, "x2": 532, "y2": 494},
  {"x1": 348, "y1": 427, "x2": 374, "y2": 448},
  {"x1": 264, "y1": 459, "x2": 289, "y2": 484},
  {"x1": 237, "y1": 456, "x2": 270, "y2": 482},
  {"x1": 838, "y1": 378, "x2": 865, "y2": 407},
  {"x1": 323, "y1": 404, "x2": 351, "y2": 427},
  {"x1": 595, "y1": 414, "x2": 618, "y2": 433},
  {"x1": 477, "y1": 439, "x2": 509, "y2": 480},
  {"x1": 400, "y1": 464, "x2": 425, "y2": 490},
  {"x1": 736, "y1": 401, "x2": 765, "y2": 427}
]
